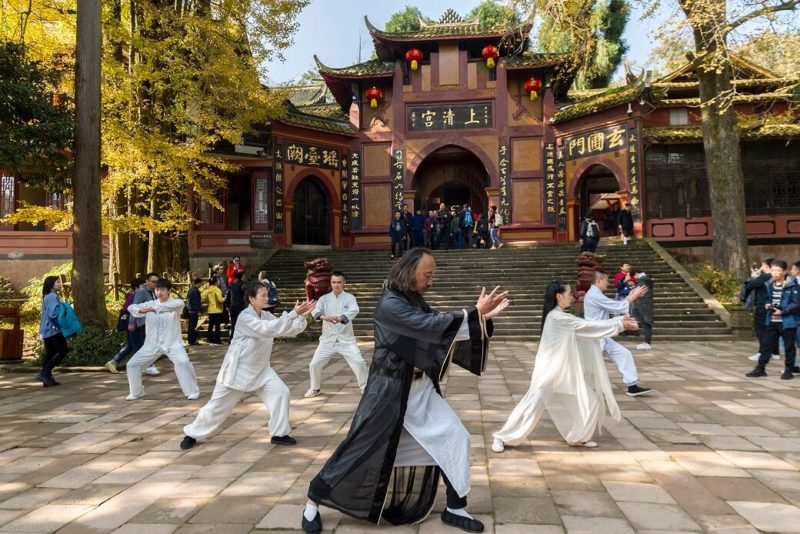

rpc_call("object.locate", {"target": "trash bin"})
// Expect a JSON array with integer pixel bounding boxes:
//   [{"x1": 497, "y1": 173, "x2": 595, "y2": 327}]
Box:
[{"x1": 0, "y1": 307, "x2": 23, "y2": 362}]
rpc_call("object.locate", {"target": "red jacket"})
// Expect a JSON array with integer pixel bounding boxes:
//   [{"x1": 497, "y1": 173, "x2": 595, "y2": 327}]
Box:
[{"x1": 227, "y1": 262, "x2": 246, "y2": 284}]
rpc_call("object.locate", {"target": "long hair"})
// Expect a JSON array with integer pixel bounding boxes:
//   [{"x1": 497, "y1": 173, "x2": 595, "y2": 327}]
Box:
[
  {"x1": 386, "y1": 248, "x2": 432, "y2": 294},
  {"x1": 42, "y1": 276, "x2": 60, "y2": 298},
  {"x1": 541, "y1": 280, "x2": 569, "y2": 329}
]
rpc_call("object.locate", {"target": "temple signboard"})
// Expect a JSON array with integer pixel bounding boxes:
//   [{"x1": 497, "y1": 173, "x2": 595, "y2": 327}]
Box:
[
  {"x1": 627, "y1": 126, "x2": 642, "y2": 222},
  {"x1": 350, "y1": 152, "x2": 362, "y2": 230},
  {"x1": 274, "y1": 144, "x2": 284, "y2": 232},
  {"x1": 407, "y1": 102, "x2": 493, "y2": 131},
  {"x1": 498, "y1": 144, "x2": 511, "y2": 223},
  {"x1": 563, "y1": 125, "x2": 626, "y2": 161},
  {"x1": 392, "y1": 148, "x2": 404, "y2": 212},
  {"x1": 284, "y1": 142, "x2": 340, "y2": 170},
  {"x1": 543, "y1": 143, "x2": 557, "y2": 226}
]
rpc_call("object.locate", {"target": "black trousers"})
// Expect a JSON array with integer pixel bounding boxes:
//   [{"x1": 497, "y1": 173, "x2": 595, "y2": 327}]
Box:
[
  {"x1": 580, "y1": 237, "x2": 599, "y2": 252},
  {"x1": 441, "y1": 472, "x2": 467, "y2": 509},
  {"x1": 42, "y1": 333, "x2": 68, "y2": 375},
  {"x1": 187, "y1": 312, "x2": 199, "y2": 344},
  {"x1": 754, "y1": 309, "x2": 779, "y2": 355},
  {"x1": 207, "y1": 313, "x2": 224, "y2": 343},
  {"x1": 391, "y1": 236, "x2": 404, "y2": 257},
  {"x1": 758, "y1": 322, "x2": 797, "y2": 369}
]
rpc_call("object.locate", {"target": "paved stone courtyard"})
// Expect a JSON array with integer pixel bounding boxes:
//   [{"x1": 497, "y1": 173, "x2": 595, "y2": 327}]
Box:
[{"x1": 0, "y1": 339, "x2": 799, "y2": 533}]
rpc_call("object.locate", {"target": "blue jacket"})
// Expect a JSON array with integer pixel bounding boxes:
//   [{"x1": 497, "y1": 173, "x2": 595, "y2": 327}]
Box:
[
  {"x1": 38, "y1": 292, "x2": 62, "y2": 339},
  {"x1": 763, "y1": 276, "x2": 800, "y2": 328}
]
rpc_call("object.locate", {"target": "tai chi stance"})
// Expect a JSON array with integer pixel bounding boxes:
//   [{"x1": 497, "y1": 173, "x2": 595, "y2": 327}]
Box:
[
  {"x1": 302, "y1": 248, "x2": 509, "y2": 534},
  {"x1": 125, "y1": 279, "x2": 200, "y2": 400},
  {"x1": 180, "y1": 283, "x2": 315, "y2": 450},
  {"x1": 305, "y1": 271, "x2": 368, "y2": 398},
  {"x1": 492, "y1": 281, "x2": 638, "y2": 452},
  {"x1": 583, "y1": 270, "x2": 651, "y2": 396}
]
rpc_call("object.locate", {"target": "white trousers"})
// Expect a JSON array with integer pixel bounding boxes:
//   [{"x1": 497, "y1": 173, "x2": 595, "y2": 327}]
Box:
[
  {"x1": 309, "y1": 340, "x2": 368, "y2": 392},
  {"x1": 602, "y1": 338, "x2": 638, "y2": 386},
  {"x1": 126, "y1": 344, "x2": 199, "y2": 398},
  {"x1": 183, "y1": 367, "x2": 290, "y2": 440}
]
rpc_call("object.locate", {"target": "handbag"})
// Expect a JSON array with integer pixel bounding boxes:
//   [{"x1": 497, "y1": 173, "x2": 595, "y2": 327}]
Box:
[
  {"x1": 116, "y1": 314, "x2": 129, "y2": 332},
  {"x1": 58, "y1": 301, "x2": 84, "y2": 338}
]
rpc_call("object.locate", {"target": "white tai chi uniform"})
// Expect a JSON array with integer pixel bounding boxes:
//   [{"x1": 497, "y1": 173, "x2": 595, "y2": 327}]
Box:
[
  {"x1": 183, "y1": 306, "x2": 307, "y2": 441},
  {"x1": 126, "y1": 298, "x2": 199, "y2": 399},
  {"x1": 393, "y1": 312, "x2": 472, "y2": 497},
  {"x1": 493, "y1": 311, "x2": 623, "y2": 446},
  {"x1": 583, "y1": 285, "x2": 639, "y2": 386},
  {"x1": 309, "y1": 291, "x2": 367, "y2": 392}
]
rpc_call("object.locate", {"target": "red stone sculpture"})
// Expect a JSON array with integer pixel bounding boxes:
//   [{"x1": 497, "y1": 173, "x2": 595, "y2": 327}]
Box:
[
  {"x1": 575, "y1": 252, "x2": 604, "y2": 307},
  {"x1": 304, "y1": 257, "x2": 333, "y2": 301}
]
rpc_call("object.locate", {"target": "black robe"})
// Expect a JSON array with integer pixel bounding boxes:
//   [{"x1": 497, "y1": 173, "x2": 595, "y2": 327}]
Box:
[{"x1": 308, "y1": 288, "x2": 492, "y2": 525}]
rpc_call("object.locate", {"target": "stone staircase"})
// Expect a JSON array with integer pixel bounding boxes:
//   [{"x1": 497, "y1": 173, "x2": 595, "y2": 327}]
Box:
[{"x1": 257, "y1": 240, "x2": 734, "y2": 342}]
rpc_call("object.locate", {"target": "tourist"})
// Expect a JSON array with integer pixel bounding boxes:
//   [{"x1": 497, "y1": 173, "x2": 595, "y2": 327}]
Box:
[
  {"x1": 462, "y1": 204, "x2": 474, "y2": 248},
  {"x1": 579, "y1": 215, "x2": 600, "y2": 252},
  {"x1": 37, "y1": 275, "x2": 68, "y2": 386},
  {"x1": 226, "y1": 255, "x2": 246, "y2": 284},
  {"x1": 226, "y1": 271, "x2": 247, "y2": 339},
  {"x1": 389, "y1": 210, "x2": 406, "y2": 259},
  {"x1": 301, "y1": 248, "x2": 508, "y2": 534},
  {"x1": 614, "y1": 262, "x2": 634, "y2": 301},
  {"x1": 631, "y1": 269, "x2": 654, "y2": 350},
  {"x1": 412, "y1": 208, "x2": 425, "y2": 248},
  {"x1": 106, "y1": 278, "x2": 145, "y2": 372},
  {"x1": 618, "y1": 203, "x2": 634, "y2": 243},
  {"x1": 492, "y1": 281, "x2": 639, "y2": 453},
  {"x1": 603, "y1": 210, "x2": 616, "y2": 237},
  {"x1": 583, "y1": 270, "x2": 652, "y2": 396},
  {"x1": 186, "y1": 278, "x2": 203, "y2": 346},
  {"x1": 745, "y1": 259, "x2": 781, "y2": 362},
  {"x1": 304, "y1": 271, "x2": 367, "y2": 398},
  {"x1": 436, "y1": 202, "x2": 450, "y2": 249},
  {"x1": 212, "y1": 263, "x2": 228, "y2": 296},
  {"x1": 450, "y1": 205, "x2": 462, "y2": 249},
  {"x1": 746, "y1": 260, "x2": 800, "y2": 379},
  {"x1": 179, "y1": 283, "x2": 315, "y2": 451},
  {"x1": 402, "y1": 204, "x2": 413, "y2": 251},
  {"x1": 424, "y1": 210, "x2": 436, "y2": 250},
  {"x1": 489, "y1": 206, "x2": 504, "y2": 250},
  {"x1": 258, "y1": 270, "x2": 280, "y2": 314},
  {"x1": 127, "y1": 272, "x2": 161, "y2": 376},
  {"x1": 125, "y1": 279, "x2": 200, "y2": 401},
  {"x1": 476, "y1": 213, "x2": 490, "y2": 248},
  {"x1": 203, "y1": 277, "x2": 225, "y2": 345}
]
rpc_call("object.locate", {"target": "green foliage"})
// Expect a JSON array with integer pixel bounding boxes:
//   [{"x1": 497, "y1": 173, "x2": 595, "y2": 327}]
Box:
[
  {"x1": 0, "y1": 41, "x2": 73, "y2": 189},
  {"x1": 466, "y1": 1, "x2": 521, "y2": 30},
  {"x1": 385, "y1": 6, "x2": 424, "y2": 33},
  {"x1": 692, "y1": 263, "x2": 741, "y2": 306},
  {"x1": 35, "y1": 325, "x2": 125, "y2": 367},
  {"x1": 0, "y1": 275, "x2": 22, "y2": 307}
]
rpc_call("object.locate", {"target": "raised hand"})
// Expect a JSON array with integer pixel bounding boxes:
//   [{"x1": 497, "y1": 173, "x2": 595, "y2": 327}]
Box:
[
  {"x1": 476, "y1": 286, "x2": 509, "y2": 315},
  {"x1": 622, "y1": 316, "x2": 639, "y2": 330},
  {"x1": 484, "y1": 297, "x2": 510, "y2": 319},
  {"x1": 294, "y1": 299, "x2": 317, "y2": 316},
  {"x1": 630, "y1": 286, "x2": 649, "y2": 300}
]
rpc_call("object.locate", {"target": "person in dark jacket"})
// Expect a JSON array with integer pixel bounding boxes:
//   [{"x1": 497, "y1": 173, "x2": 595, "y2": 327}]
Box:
[
  {"x1": 106, "y1": 278, "x2": 146, "y2": 371},
  {"x1": 37, "y1": 276, "x2": 67, "y2": 386},
  {"x1": 402, "y1": 204, "x2": 413, "y2": 250},
  {"x1": 745, "y1": 259, "x2": 780, "y2": 362},
  {"x1": 631, "y1": 269, "x2": 654, "y2": 349},
  {"x1": 226, "y1": 271, "x2": 247, "y2": 339},
  {"x1": 579, "y1": 216, "x2": 600, "y2": 252},
  {"x1": 436, "y1": 202, "x2": 450, "y2": 250},
  {"x1": 301, "y1": 248, "x2": 509, "y2": 534},
  {"x1": 186, "y1": 278, "x2": 203, "y2": 345},
  {"x1": 476, "y1": 213, "x2": 490, "y2": 248},
  {"x1": 618, "y1": 204, "x2": 634, "y2": 241},
  {"x1": 411, "y1": 209, "x2": 425, "y2": 248},
  {"x1": 389, "y1": 211, "x2": 407, "y2": 259}
]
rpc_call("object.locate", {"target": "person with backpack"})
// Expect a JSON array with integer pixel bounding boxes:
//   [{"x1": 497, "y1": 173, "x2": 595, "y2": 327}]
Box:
[
  {"x1": 744, "y1": 259, "x2": 781, "y2": 363},
  {"x1": 579, "y1": 215, "x2": 600, "y2": 252},
  {"x1": 37, "y1": 276, "x2": 68, "y2": 387},
  {"x1": 258, "y1": 271, "x2": 280, "y2": 314},
  {"x1": 106, "y1": 278, "x2": 145, "y2": 372},
  {"x1": 462, "y1": 204, "x2": 474, "y2": 248},
  {"x1": 489, "y1": 205, "x2": 504, "y2": 250}
]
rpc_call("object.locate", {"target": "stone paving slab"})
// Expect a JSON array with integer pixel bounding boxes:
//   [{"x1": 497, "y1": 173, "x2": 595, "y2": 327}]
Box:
[{"x1": 0, "y1": 340, "x2": 798, "y2": 532}]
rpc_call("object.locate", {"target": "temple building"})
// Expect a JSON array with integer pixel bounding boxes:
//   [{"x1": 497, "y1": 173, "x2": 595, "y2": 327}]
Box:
[{"x1": 1, "y1": 8, "x2": 798, "y2": 280}]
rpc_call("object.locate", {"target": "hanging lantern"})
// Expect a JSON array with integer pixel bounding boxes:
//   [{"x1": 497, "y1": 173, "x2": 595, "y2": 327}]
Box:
[
  {"x1": 482, "y1": 44, "x2": 499, "y2": 69},
  {"x1": 524, "y1": 78, "x2": 543, "y2": 101},
  {"x1": 405, "y1": 48, "x2": 424, "y2": 71},
  {"x1": 365, "y1": 86, "x2": 383, "y2": 109}
]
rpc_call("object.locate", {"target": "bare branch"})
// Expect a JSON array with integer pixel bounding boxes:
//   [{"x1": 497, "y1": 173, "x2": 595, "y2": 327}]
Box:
[{"x1": 727, "y1": 0, "x2": 800, "y2": 34}]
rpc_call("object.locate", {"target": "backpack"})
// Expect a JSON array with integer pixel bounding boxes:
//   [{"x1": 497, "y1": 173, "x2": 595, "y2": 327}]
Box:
[
  {"x1": 586, "y1": 220, "x2": 599, "y2": 238},
  {"x1": 739, "y1": 281, "x2": 756, "y2": 311},
  {"x1": 463, "y1": 210, "x2": 473, "y2": 226},
  {"x1": 265, "y1": 281, "x2": 280, "y2": 306},
  {"x1": 58, "y1": 302, "x2": 84, "y2": 338}
]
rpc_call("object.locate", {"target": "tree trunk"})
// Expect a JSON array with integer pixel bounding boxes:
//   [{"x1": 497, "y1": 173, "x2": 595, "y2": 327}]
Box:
[
  {"x1": 146, "y1": 195, "x2": 157, "y2": 273},
  {"x1": 72, "y1": 0, "x2": 106, "y2": 325}
]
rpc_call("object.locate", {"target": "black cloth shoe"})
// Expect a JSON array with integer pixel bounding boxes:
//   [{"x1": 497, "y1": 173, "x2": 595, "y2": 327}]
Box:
[
  {"x1": 301, "y1": 511, "x2": 322, "y2": 534},
  {"x1": 180, "y1": 436, "x2": 197, "y2": 450},
  {"x1": 781, "y1": 370, "x2": 794, "y2": 380},
  {"x1": 746, "y1": 368, "x2": 767, "y2": 377},
  {"x1": 48, "y1": 374, "x2": 61, "y2": 386},
  {"x1": 441, "y1": 510, "x2": 484, "y2": 533},
  {"x1": 35, "y1": 373, "x2": 56, "y2": 387},
  {"x1": 626, "y1": 384, "x2": 651, "y2": 397},
  {"x1": 792, "y1": 366, "x2": 800, "y2": 373},
  {"x1": 271, "y1": 435, "x2": 297, "y2": 446}
]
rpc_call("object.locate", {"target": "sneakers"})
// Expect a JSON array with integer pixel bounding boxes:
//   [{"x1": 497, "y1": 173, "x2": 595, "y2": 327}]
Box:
[
  {"x1": 186, "y1": 392, "x2": 200, "y2": 400},
  {"x1": 636, "y1": 343, "x2": 652, "y2": 350},
  {"x1": 144, "y1": 365, "x2": 160, "y2": 376},
  {"x1": 748, "y1": 353, "x2": 781, "y2": 361},
  {"x1": 568, "y1": 441, "x2": 598, "y2": 448},
  {"x1": 105, "y1": 361, "x2": 119, "y2": 373},
  {"x1": 781, "y1": 370, "x2": 794, "y2": 380},
  {"x1": 441, "y1": 510, "x2": 484, "y2": 533},
  {"x1": 745, "y1": 368, "x2": 767, "y2": 377},
  {"x1": 301, "y1": 511, "x2": 322, "y2": 534},
  {"x1": 126, "y1": 393, "x2": 144, "y2": 401},
  {"x1": 34, "y1": 373, "x2": 56, "y2": 387},
  {"x1": 271, "y1": 435, "x2": 297, "y2": 446},
  {"x1": 490, "y1": 246, "x2": 496, "y2": 250},
  {"x1": 179, "y1": 436, "x2": 197, "y2": 451},
  {"x1": 497, "y1": 243, "x2": 504, "y2": 249},
  {"x1": 626, "y1": 384, "x2": 651, "y2": 397},
  {"x1": 491, "y1": 438, "x2": 505, "y2": 453},
  {"x1": 304, "y1": 388, "x2": 321, "y2": 398}
]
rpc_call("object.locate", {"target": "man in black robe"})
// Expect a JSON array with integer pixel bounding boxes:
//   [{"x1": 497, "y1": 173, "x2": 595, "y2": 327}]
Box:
[{"x1": 302, "y1": 248, "x2": 509, "y2": 533}]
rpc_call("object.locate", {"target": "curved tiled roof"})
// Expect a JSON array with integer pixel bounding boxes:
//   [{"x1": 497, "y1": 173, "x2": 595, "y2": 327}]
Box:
[
  {"x1": 277, "y1": 104, "x2": 355, "y2": 137},
  {"x1": 645, "y1": 122, "x2": 800, "y2": 142},
  {"x1": 314, "y1": 55, "x2": 395, "y2": 78},
  {"x1": 505, "y1": 51, "x2": 567, "y2": 69},
  {"x1": 364, "y1": 14, "x2": 527, "y2": 40},
  {"x1": 551, "y1": 83, "x2": 646, "y2": 124}
]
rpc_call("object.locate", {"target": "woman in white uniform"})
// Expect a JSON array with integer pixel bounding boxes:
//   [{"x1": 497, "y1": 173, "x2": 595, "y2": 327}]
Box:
[
  {"x1": 180, "y1": 282, "x2": 315, "y2": 450},
  {"x1": 492, "y1": 280, "x2": 638, "y2": 452}
]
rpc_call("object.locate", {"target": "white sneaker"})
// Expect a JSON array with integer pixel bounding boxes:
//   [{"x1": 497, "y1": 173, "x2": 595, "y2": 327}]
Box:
[
  {"x1": 490, "y1": 246, "x2": 496, "y2": 250},
  {"x1": 498, "y1": 243, "x2": 504, "y2": 249},
  {"x1": 568, "y1": 441, "x2": 598, "y2": 448},
  {"x1": 186, "y1": 392, "x2": 200, "y2": 400},
  {"x1": 749, "y1": 353, "x2": 781, "y2": 361},
  {"x1": 144, "y1": 365, "x2": 160, "y2": 376},
  {"x1": 491, "y1": 438, "x2": 505, "y2": 453},
  {"x1": 126, "y1": 393, "x2": 143, "y2": 401},
  {"x1": 637, "y1": 343, "x2": 652, "y2": 350}
]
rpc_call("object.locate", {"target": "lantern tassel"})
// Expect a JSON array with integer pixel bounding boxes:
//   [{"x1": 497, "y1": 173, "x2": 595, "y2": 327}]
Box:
[
  {"x1": 370, "y1": 99, "x2": 378, "y2": 109},
  {"x1": 487, "y1": 57, "x2": 495, "y2": 69},
  {"x1": 411, "y1": 60, "x2": 418, "y2": 70},
  {"x1": 530, "y1": 91, "x2": 538, "y2": 101}
]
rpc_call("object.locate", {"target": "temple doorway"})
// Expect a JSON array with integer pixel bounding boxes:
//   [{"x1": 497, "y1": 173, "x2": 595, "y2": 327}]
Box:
[
  {"x1": 292, "y1": 177, "x2": 330, "y2": 245},
  {"x1": 575, "y1": 164, "x2": 622, "y2": 237},
  {"x1": 413, "y1": 146, "x2": 489, "y2": 214}
]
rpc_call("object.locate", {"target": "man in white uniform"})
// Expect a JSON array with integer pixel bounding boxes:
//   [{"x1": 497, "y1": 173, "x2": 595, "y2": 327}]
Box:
[
  {"x1": 125, "y1": 279, "x2": 200, "y2": 401},
  {"x1": 583, "y1": 270, "x2": 652, "y2": 396},
  {"x1": 304, "y1": 271, "x2": 368, "y2": 398}
]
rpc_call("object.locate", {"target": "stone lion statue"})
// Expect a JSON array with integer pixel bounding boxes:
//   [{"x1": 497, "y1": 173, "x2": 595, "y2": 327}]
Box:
[{"x1": 304, "y1": 257, "x2": 333, "y2": 301}]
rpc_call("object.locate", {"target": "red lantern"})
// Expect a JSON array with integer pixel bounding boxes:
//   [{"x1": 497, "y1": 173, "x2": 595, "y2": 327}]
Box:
[
  {"x1": 482, "y1": 44, "x2": 499, "y2": 69},
  {"x1": 405, "y1": 48, "x2": 423, "y2": 71},
  {"x1": 524, "y1": 78, "x2": 543, "y2": 101},
  {"x1": 365, "y1": 86, "x2": 383, "y2": 109}
]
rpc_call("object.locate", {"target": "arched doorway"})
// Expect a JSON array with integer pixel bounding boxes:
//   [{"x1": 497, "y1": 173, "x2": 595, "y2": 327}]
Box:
[
  {"x1": 292, "y1": 177, "x2": 330, "y2": 245},
  {"x1": 413, "y1": 146, "x2": 489, "y2": 214},
  {"x1": 575, "y1": 164, "x2": 622, "y2": 237}
]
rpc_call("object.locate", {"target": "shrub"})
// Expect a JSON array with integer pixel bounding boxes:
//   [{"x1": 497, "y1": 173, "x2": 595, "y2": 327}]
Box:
[
  {"x1": 692, "y1": 263, "x2": 741, "y2": 307},
  {"x1": 0, "y1": 275, "x2": 22, "y2": 307},
  {"x1": 36, "y1": 325, "x2": 125, "y2": 367}
]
